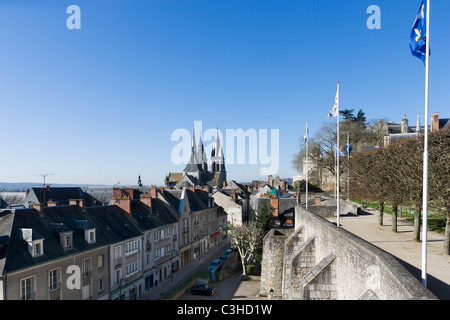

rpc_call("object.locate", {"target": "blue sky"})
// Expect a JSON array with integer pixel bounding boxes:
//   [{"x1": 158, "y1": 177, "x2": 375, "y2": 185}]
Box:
[{"x1": 0, "y1": 0, "x2": 449, "y2": 186}]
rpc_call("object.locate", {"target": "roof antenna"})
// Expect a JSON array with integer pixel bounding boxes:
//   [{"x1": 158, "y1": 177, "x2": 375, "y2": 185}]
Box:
[{"x1": 35, "y1": 173, "x2": 53, "y2": 205}]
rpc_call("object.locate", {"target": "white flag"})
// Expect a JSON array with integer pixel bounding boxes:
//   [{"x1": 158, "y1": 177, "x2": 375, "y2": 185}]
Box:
[
  {"x1": 327, "y1": 86, "x2": 339, "y2": 118},
  {"x1": 303, "y1": 121, "x2": 308, "y2": 143},
  {"x1": 335, "y1": 146, "x2": 345, "y2": 157}
]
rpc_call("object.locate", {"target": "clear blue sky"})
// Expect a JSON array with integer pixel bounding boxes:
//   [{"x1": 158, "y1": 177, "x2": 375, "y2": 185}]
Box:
[{"x1": 0, "y1": 0, "x2": 449, "y2": 186}]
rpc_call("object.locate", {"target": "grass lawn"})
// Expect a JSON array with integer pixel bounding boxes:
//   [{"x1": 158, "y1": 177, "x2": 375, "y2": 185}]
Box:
[{"x1": 350, "y1": 199, "x2": 447, "y2": 234}]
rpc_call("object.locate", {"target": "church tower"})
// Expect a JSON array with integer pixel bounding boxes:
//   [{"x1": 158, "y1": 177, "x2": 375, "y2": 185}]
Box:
[{"x1": 210, "y1": 127, "x2": 226, "y2": 185}]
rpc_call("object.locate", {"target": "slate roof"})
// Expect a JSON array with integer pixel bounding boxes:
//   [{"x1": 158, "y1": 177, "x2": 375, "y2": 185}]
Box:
[
  {"x1": 26, "y1": 187, "x2": 84, "y2": 205},
  {"x1": 122, "y1": 199, "x2": 179, "y2": 233},
  {"x1": 0, "y1": 204, "x2": 144, "y2": 275},
  {"x1": 439, "y1": 118, "x2": 450, "y2": 129},
  {"x1": 0, "y1": 197, "x2": 8, "y2": 208}
]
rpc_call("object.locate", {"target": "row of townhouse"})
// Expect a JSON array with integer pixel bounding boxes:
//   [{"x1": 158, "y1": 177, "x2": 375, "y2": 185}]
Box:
[{"x1": 0, "y1": 186, "x2": 227, "y2": 300}]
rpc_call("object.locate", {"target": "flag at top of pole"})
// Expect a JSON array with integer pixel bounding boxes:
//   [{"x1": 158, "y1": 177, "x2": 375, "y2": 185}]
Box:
[
  {"x1": 303, "y1": 121, "x2": 309, "y2": 143},
  {"x1": 410, "y1": 0, "x2": 430, "y2": 64},
  {"x1": 327, "y1": 85, "x2": 339, "y2": 119}
]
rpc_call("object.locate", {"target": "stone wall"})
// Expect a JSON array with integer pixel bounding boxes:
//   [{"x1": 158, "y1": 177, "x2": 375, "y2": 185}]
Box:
[{"x1": 259, "y1": 205, "x2": 437, "y2": 300}]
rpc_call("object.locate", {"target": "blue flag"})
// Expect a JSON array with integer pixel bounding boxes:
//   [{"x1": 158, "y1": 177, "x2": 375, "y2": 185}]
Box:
[
  {"x1": 410, "y1": 0, "x2": 430, "y2": 64},
  {"x1": 346, "y1": 141, "x2": 352, "y2": 155}
]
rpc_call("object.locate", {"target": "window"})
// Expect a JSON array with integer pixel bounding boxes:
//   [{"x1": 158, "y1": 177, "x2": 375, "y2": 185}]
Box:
[
  {"x1": 165, "y1": 244, "x2": 171, "y2": 255},
  {"x1": 20, "y1": 276, "x2": 34, "y2": 300},
  {"x1": 64, "y1": 234, "x2": 72, "y2": 249},
  {"x1": 99, "y1": 278, "x2": 104, "y2": 292},
  {"x1": 98, "y1": 254, "x2": 104, "y2": 269},
  {"x1": 82, "y1": 259, "x2": 90, "y2": 278},
  {"x1": 89, "y1": 231, "x2": 95, "y2": 243},
  {"x1": 115, "y1": 269, "x2": 122, "y2": 285},
  {"x1": 126, "y1": 260, "x2": 141, "y2": 277},
  {"x1": 114, "y1": 246, "x2": 121, "y2": 258},
  {"x1": 126, "y1": 240, "x2": 140, "y2": 255},
  {"x1": 33, "y1": 242, "x2": 43, "y2": 257},
  {"x1": 49, "y1": 269, "x2": 59, "y2": 292}
]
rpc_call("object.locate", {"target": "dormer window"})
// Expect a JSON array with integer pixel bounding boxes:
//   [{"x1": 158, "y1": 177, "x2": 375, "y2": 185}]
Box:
[
  {"x1": 21, "y1": 228, "x2": 44, "y2": 258},
  {"x1": 63, "y1": 233, "x2": 73, "y2": 250},
  {"x1": 86, "y1": 229, "x2": 96, "y2": 244},
  {"x1": 49, "y1": 223, "x2": 73, "y2": 251},
  {"x1": 74, "y1": 220, "x2": 96, "y2": 244},
  {"x1": 34, "y1": 242, "x2": 42, "y2": 256}
]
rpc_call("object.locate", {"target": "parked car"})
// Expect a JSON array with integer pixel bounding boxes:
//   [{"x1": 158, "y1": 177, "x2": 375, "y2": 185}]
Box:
[
  {"x1": 230, "y1": 244, "x2": 238, "y2": 252},
  {"x1": 208, "y1": 259, "x2": 223, "y2": 271},
  {"x1": 224, "y1": 249, "x2": 232, "y2": 257},
  {"x1": 190, "y1": 283, "x2": 215, "y2": 296}
]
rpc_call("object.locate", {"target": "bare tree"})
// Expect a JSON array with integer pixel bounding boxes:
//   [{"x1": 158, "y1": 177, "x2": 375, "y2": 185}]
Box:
[{"x1": 228, "y1": 221, "x2": 265, "y2": 276}]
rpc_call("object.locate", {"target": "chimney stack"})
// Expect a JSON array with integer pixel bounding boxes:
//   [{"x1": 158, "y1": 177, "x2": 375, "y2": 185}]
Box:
[
  {"x1": 231, "y1": 189, "x2": 237, "y2": 203},
  {"x1": 47, "y1": 200, "x2": 57, "y2": 207},
  {"x1": 112, "y1": 197, "x2": 132, "y2": 215},
  {"x1": 150, "y1": 186, "x2": 157, "y2": 198},
  {"x1": 140, "y1": 194, "x2": 152, "y2": 213},
  {"x1": 431, "y1": 113, "x2": 440, "y2": 132},
  {"x1": 315, "y1": 195, "x2": 321, "y2": 206},
  {"x1": 270, "y1": 195, "x2": 279, "y2": 218},
  {"x1": 33, "y1": 203, "x2": 44, "y2": 217}
]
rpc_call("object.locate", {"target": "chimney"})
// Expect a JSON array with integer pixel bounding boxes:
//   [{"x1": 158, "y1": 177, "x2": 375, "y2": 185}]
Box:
[
  {"x1": 231, "y1": 189, "x2": 237, "y2": 202},
  {"x1": 25, "y1": 189, "x2": 30, "y2": 197},
  {"x1": 270, "y1": 195, "x2": 279, "y2": 218},
  {"x1": 150, "y1": 186, "x2": 157, "y2": 198},
  {"x1": 33, "y1": 203, "x2": 44, "y2": 217},
  {"x1": 47, "y1": 200, "x2": 58, "y2": 207},
  {"x1": 315, "y1": 195, "x2": 321, "y2": 206},
  {"x1": 140, "y1": 194, "x2": 152, "y2": 213},
  {"x1": 431, "y1": 113, "x2": 440, "y2": 132},
  {"x1": 113, "y1": 197, "x2": 132, "y2": 215},
  {"x1": 79, "y1": 199, "x2": 85, "y2": 210},
  {"x1": 222, "y1": 181, "x2": 227, "y2": 188}
]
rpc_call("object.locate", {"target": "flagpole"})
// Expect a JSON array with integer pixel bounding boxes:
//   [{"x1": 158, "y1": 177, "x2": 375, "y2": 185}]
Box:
[
  {"x1": 304, "y1": 120, "x2": 308, "y2": 210},
  {"x1": 336, "y1": 81, "x2": 340, "y2": 227},
  {"x1": 421, "y1": 0, "x2": 431, "y2": 288},
  {"x1": 347, "y1": 134, "x2": 350, "y2": 201}
]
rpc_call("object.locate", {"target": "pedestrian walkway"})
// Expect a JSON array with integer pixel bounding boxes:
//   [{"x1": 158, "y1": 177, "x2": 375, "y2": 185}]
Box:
[
  {"x1": 333, "y1": 205, "x2": 450, "y2": 300},
  {"x1": 142, "y1": 241, "x2": 229, "y2": 300}
]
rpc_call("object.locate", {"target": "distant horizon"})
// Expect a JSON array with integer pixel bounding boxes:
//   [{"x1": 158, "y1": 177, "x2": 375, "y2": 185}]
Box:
[{"x1": 0, "y1": 176, "x2": 294, "y2": 189}]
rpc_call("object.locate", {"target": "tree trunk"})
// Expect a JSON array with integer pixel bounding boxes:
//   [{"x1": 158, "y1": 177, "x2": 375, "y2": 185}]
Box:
[
  {"x1": 392, "y1": 205, "x2": 398, "y2": 233},
  {"x1": 413, "y1": 205, "x2": 421, "y2": 242},
  {"x1": 378, "y1": 201, "x2": 384, "y2": 226},
  {"x1": 444, "y1": 211, "x2": 450, "y2": 256}
]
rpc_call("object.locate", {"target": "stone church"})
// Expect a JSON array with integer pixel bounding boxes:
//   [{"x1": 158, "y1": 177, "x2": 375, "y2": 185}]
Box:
[{"x1": 164, "y1": 126, "x2": 227, "y2": 189}]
